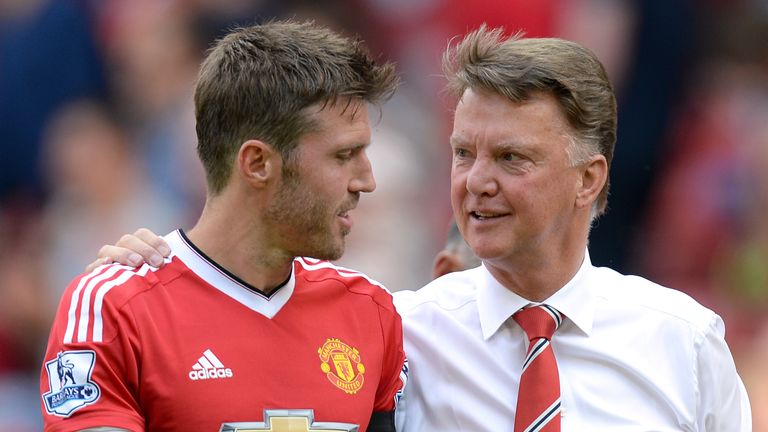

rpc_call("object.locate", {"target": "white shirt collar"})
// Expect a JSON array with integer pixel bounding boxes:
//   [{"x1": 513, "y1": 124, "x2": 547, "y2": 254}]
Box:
[{"x1": 477, "y1": 250, "x2": 595, "y2": 340}]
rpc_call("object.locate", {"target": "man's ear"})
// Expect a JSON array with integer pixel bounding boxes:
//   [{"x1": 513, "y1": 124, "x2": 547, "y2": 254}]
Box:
[
  {"x1": 575, "y1": 154, "x2": 608, "y2": 210},
  {"x1": 237, "y1": 140, "x2": 280, "y2": 188}
]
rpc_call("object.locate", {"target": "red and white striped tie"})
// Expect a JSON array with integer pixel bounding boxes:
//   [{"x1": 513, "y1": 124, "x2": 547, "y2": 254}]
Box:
[{"x1": 513, "y1": 304, "x2": 563, "y2": 432}]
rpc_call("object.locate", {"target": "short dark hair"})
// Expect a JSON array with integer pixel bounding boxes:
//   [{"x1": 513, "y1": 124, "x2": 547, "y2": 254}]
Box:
[
  {"x1": 443, "y1": 26, "x2": 617, "y2": 217},
  {"x1": 195, "y1": 20, "x2": 399, "y2": 194}
]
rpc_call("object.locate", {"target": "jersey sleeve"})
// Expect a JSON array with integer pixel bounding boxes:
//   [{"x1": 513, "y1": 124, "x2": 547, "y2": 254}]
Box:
[
  {"x1": 369, "y1": 291, "x2": 408, "y2": 431},
  {"x1": 40, "y1": 264, "x2": 149, "y2": 432}
]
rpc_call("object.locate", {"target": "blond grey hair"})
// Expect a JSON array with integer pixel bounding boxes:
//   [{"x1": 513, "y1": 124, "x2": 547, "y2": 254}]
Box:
[{"x1": 443, "y1": 25, "x2": 617, "y2": 217}]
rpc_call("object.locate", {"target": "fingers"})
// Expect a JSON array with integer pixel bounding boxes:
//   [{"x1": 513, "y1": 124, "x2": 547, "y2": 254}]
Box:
[
  {"x1": 101, "y1": 229, "x2": 171, "y2": 268},
  {"x1": 131, "y1": 228, "x2": 171, "y2": 258},
  {"x1": 96, "y1": 244, "x2": 147, "y2": 267}
]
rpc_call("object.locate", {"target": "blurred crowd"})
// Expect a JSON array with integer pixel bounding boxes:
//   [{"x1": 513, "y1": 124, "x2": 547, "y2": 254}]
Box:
[{"x1": 1, "y1": 0, "x2": 767, "y2": 429}]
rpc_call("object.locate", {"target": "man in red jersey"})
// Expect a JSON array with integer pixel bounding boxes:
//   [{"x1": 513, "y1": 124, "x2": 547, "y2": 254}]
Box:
[{"x1": 40, "y1": 20, "x2": 406, "y2": 432}]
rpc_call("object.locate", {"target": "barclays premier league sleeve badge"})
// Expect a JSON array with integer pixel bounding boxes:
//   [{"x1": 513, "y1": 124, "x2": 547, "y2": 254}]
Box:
[{"x1": 42, "y1": 350, "x2": 101, "y2": 417}]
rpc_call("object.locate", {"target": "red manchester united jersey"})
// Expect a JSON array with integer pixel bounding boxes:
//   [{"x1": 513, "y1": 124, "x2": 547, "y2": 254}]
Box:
[{"x1": 40, "y1": 230, "x2": 407, "y2": 432}]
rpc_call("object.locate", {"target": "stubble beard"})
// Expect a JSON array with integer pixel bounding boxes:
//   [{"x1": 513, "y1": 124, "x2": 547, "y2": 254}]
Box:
[{"x1": 265, "y1": 172, "x2": 345, "y2": 261}]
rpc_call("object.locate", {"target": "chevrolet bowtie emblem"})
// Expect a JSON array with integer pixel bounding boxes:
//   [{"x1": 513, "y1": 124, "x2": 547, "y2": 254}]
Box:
[{"x1": 220, "y1": 409, "x2": 358, "y2": 432}]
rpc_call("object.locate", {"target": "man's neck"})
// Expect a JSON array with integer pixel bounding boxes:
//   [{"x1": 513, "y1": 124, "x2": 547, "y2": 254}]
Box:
[
  {"x1": 186, "y1": 200, "x2": 294, "y2": 296},
  {"x1": 483, "y1": 241, "x2": 587, "y2": 303}
]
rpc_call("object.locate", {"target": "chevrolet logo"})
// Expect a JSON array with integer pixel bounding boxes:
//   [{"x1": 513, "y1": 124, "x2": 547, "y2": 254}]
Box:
[{"x1": 220, "y1": 409, "x2": 358, "y2": 432}]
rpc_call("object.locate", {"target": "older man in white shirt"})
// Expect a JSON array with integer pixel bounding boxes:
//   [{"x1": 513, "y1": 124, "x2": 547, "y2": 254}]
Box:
[{"x1": 393, "y1": 26, "x2": 750, "y2": 431}]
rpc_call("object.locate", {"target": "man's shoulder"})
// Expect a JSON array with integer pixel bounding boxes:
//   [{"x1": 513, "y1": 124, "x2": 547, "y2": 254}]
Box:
[
  {"x1": 50, "y1": 262, "x2": 181, "y2": 346},
  {"x1": 393, "y1": 265, "x2": 483, "y2": 315},
  {"x1": 65, "y1": 263, "x2": 158, "y2": 303},
  {"x1": 61, "y1": 259, "x2": 185, "y2": 311},
  {"x1": 591, "y1": 265, "x2": 717, "y2": 330},
  {"x1": 295, "y1": 257, "x2": 397, "y2": 309}
]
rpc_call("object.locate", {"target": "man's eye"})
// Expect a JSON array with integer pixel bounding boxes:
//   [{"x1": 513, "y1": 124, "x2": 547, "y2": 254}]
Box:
[
  {"x1": 454, "y1": 148, "x2": 468, "y2": 158},
  {"x1": 502, "y1": 153, "x2": 520, "y2": 161},
  {"x1": 336, "y1": 151, "x2": 353, "y2": 161}
]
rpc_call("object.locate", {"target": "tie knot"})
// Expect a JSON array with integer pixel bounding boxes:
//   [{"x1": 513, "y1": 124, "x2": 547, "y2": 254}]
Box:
[{"x1": 513, "y1": 305, "x2": 562, "y2": 341}]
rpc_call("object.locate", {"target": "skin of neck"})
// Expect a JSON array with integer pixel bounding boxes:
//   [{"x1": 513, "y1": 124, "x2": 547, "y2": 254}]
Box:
[
  {"x1": 186, "y1": 177, "x2": 294, "y2": 296},
  {"x1": 482, "y1": 210, "x2": 592, "y2": 303}
]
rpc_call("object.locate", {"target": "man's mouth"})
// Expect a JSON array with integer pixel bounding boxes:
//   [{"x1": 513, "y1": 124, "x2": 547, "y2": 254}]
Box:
[
  {"x1": 337, "y1": 208, "x2": 354, "y2": 231},
  {"x1": 470, "y1": 211, "x2": 506, "y2": 220}
]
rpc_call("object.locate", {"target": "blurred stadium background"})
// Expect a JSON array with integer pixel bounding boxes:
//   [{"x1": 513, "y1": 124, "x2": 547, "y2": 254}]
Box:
[{"x1": 1, "y1": 0, "x2": 766, "y2": 429}]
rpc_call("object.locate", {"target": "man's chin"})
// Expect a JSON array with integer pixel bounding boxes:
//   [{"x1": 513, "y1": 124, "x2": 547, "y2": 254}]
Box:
[
  {"x1": 466, "y1": 241, "x2": 500, "y2": 261},
  {"x1": 305, "y1": 241, "x2": 345, "y2": 261},
  {"x1": 322, "y1": 246, "x2": 344, "y2": 262}
]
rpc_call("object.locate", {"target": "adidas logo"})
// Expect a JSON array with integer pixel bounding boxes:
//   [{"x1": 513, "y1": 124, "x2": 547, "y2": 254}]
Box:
[{"x1": 188, "y1": 349, "x2": 233, "y2": 381}]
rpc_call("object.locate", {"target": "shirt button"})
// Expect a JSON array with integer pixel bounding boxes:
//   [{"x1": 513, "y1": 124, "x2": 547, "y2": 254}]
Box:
[{"x1": 561, "y1": 407, "x2": 567, "y2": 417}]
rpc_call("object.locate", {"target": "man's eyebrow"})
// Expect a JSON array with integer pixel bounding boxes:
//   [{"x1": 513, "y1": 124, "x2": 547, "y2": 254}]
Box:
[
  {"x1": 334, "y1": 142, "x2": 369, "y2": 155},
  {"x1": 449, "y1": 136, "x2": 525, "y2": 149},
  {"x1": 449, "y1": 135, "x2": 468, "y2": 147},
  {"x1": 495, "y1": 140, "x2": 524, "y2": 151}
]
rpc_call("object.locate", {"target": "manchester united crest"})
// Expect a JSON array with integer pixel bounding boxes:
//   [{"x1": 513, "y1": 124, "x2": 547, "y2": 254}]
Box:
[{"x1": 317, "y1": 338, "x2": 365, "y2": 394}]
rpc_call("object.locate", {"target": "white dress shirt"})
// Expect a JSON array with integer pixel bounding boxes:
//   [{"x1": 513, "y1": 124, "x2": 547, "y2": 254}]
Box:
[{"x1": 393, "y1": 252, "x2": 752, "y2": 431}]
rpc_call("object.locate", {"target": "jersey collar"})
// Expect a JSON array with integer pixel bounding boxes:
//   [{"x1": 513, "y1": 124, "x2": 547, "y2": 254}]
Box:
[{"x1": 165, "y1": 229, "x2": 295, "y2": 318}]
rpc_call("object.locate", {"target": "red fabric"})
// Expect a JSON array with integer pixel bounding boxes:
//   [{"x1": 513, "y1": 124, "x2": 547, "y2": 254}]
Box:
[
  {"x1": 40, "y1": 257, "x2": 405, "y2": 431},
  {"x1": 513, "y1": 306, "x2": 561, "y2": 432}
]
